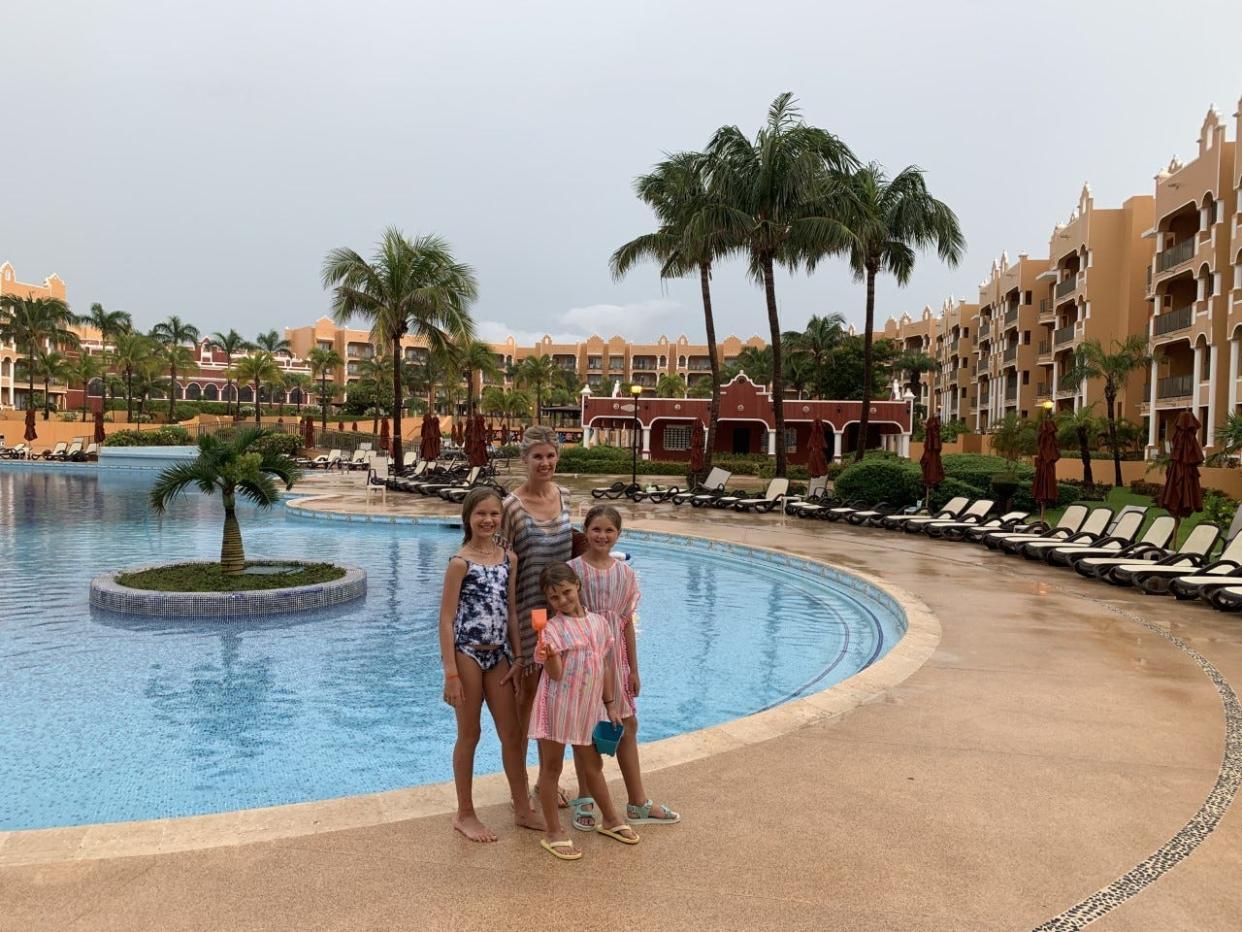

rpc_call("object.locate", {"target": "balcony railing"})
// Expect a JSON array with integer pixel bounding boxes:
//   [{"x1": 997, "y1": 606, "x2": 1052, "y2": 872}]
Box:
[
  {"x1": 974, "y1": 360, "x2": 985, "y2": 374},
  {"x1": 1039, "y1": 299, "x2": 1048, "y2": 313},
  {"x1": 1057, "y1": 374, "x2": 1078, "y2": 393},
  {"x1": 1156, "y1": 237, "x2": 1196, "y2": 273},
  {"x1": 1004, "y1": 307, "x2": 1019, "y2": 327},
  {"x1": 979, "y1": 321, "x2": 991, "y2": 338},
  {"x1": 1157, "y1": 373, "x2": 1193, "y2": 399},
  {"x1": 1005, "y1": 384, "x2": 1018, "y2": 402},
  {"x1": 1152, "y1": 305, "x2": 1193, "y2": 336},
  {"x1": 632, "y1": 357, "x2": 658, "y2": 370},
  {"x1": 978, "y1": 391, "x2": 990, "y2": 405},
  {"x1": 1037, "y1": 340, "x2": 1051, "y2": 355},
  {"x1": 1054, "y1": 323, "x2": 1077, "y2": 346},
  {"x1": 1003, "y1": 345, "x2": 1018, "y2": 363},
  {"x1": 1055, "y1": 276, "x2": 1078, "y2": 298},
  {"x1": 1036, "y1": 382, "x2": 1050, "y2": 397},
  {"x1": 687, "y1": 361, "x2": 712, "y2": 372}
]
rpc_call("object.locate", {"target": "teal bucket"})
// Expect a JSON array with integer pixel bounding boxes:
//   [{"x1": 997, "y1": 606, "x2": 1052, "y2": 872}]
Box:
[{"x1": 592, "y1": 720, "x2": 624, "y2": 756}]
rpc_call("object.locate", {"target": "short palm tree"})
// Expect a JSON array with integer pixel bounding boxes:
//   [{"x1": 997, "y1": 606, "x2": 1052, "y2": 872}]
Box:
[
  {"x1": 111, "y1": 330, "x2": 155, "y2": 422},
  {"x1": 253, "y1": 330, "x2": 292, "y2": 357},
  {"x1": 33, "y1": 350, "x2": 73, "y2": 419},
  {"x1": 1062, "y1": 335, "x2": 1152, "y2": 486},
  {"x1": 150, "y1": 427, "x2": 300, "y2": 575},
  {"x1": 458, "y1": 340, "x2": 503, "y2": 417},
  {"x1": 783, "y1": 313, "x2": 847, "y2": 399},
  {"x1": 306, "y1": 346, "x2": 343, "y2": 430},
  {"x1": 70, "y1": 352, "x2": 106, "y2": 421},
  {"x1": 698, "y1": 93, "x2": 858, "y2": 476},
  {"x1": 284, "y1": 372, "x2": 314, "y2": 413},
  {"x1": 0, "y1": 294, "x2": 81, "y2": 417},
  {"x1": 356, "y1": 353, "x2": 394, "y2": 432},
  {"x1": 209, "y1": 329, "x2": 254, "y2": 416},
  {"x1": 481, "y1": 384, "x2": 507, "y2": 417},
  {"x1": 513, "y1": 355, "x2": 560, "y2": 424},
  {"x1": 150, "y1": 316, "x2": 201, "y2": 423},
  {"x1": 234, "y1": 352, "x2": 282, "y2": 425},
  {"x1": 1056, "y1": 405, "x2": 1101, "y2": 488},
  {"x1": 502, "y1": 388, "x2": 532, "y2": 428},
  {"x1": 835, "y1": 164, "x2": 963, "y2": 461},
  {"x1": 612, "y1": 151, "x2": 726, "y2": 478},
  {"x1": 655, "y1": 373, "x2": 687, "y2": 398},
  {"x1": 322, "y1": 228, "x2": 477, "y2": 466},
  {"x1": 891, "y1": 350, "x2": 938, "y2": 420}
]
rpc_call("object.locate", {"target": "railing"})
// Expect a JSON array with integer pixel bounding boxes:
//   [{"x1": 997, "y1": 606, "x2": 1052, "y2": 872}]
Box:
[
  {"x1": 1146, "y1": 265, "x2": 1153, "y2": 293},
  {"x1": 1037, "y1": 340, "x2": 1051, "y2": 355},
  {"x1": 1056, "y1": 275, "x2": 1078, "y2": 298},
  {"x1": 978, "y1": 390, "x2": 990, "y2": 405},
  {"x1": 1004, "y1": 307, "x2": 1019, "y2": 327},
  {"x1": 687, "y1": 361, "x2": 712, "y2": 371},
  {"x1": 1005, "y1": 384, "x2": 1018, "y2": 402},
  {"x1": 949, "y1": 339, "x2": 960, "y2": 354},
  {"x1": 974, "y1": 360, "x2": 985, "y2": 374},
  {"x1": 1152, "y1": 305, "x2": 1193, "y2": 336},
  {"x1": 1039, "y1": 299, "x2": 1048, "y2": 313},
  {"x1": 979, "y1": 321, "x2": 991, "y2": 338},
  {"x1": 1057, "y1": 374, "x2": 1078, "y2": 393},
  {"x1": 1003, "y1": 345, "x2": 1018, "y2": 363},
  {"x1": 1036, "y1": 383, "x2": 1050, "y2": 397},
  {"x1": 632, "y1": 357, "x2": 658, "y2": 370},
  {"x1": 1054, "y1": 323, "x2": 1077, "y2": 346},
  {"x1": 1156, "y1": 237, "x2": 1196, "y2": 273},
  {"x1": 1156, "y1": 373, "x2": 1193, "y2": 399}
]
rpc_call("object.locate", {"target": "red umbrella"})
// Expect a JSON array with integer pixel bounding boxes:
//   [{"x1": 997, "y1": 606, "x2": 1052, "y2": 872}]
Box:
[
  {"x1": 467, "y1": 415, "x2": 488, "y2": 468},
  {"x1": 1159, "y1": 410, "x2": 1204, "y2": 537},
  {"x1": 379, "y1": 418, "x2": 391, "y2": 456},
  {"x1": 1031, "y1": 416, "x2": 1060, "y2": 520},
  {"x1": 452, "y1": 420, "x2": 463, "y2": 447},
  {"x1": 419, "y1": 413, "x2": 442, "y2": 461},
  {"x1": 807, "y1": 418, "x2": 828, "y2": 478},
  {"x1": 93, "y1": 409, "x2": 106, "y2": 444},
  {"x1": 919, "y1": 415, "x2": 945, "y2": 505},
  {"x1": 24, "y1": 408, "x2": 37, "y2": 443},
  {"x1": 303, "y1": 417, "x2": 315, "y2": 449},
  {"x1": 688, "y1": 423, "x2": 705, "y2": 480},
  {"x1": 338, "y1": 421, "x2": 345, "y2": 432},
  {"x1": 351, "y1": 421, "x2": 359, "y2": 432}
]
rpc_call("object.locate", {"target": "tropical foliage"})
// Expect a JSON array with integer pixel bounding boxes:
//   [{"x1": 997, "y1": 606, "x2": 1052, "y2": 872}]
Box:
[{"x1": 1061, "y1": 335, "x2": 1151, "y2": 486}]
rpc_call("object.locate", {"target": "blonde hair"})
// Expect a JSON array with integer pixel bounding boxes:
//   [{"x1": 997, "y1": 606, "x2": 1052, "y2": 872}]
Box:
[
  {"x1": 460, "y1": 487, "x2": 504, "y2": 544},
  {"x1": 520, "y1": 425, "x2": 560, "y2": 458},
  {"x1": 583, "y1": 504, "x2": 622, "y2": 534}
]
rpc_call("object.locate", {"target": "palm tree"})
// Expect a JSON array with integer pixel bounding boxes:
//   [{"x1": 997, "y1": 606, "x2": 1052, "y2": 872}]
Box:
[
  {"x1": 612, "y1": 151, "x2": 728, "y2": 479},
  {"x1": 1056, "y1": 405, "x2": 1100, "y2": 489},
  {"x1": 32, "y1": 350, "x2": 73, "y2": 419},
  {"x1": 698, "y1": 93, "x2": 858, "y2": 476},
  {"x1": 513, "y1": 355, "x2": 560, "y2": 424},
  {"x1": 209, "y1": 329, "x2": 254, "y2": 416},
  {"x1": 69, "y1": 352, "x2": 106, "y2": 421},
  {"x1": 150, "y1": 427, "x2": 299, "y2": 575},
  {"x1": 306, "y1": 346, "x2": 343, "y2": 431},
  {"x1": 322, "y1": 228, "x2": 478, "y2": 467},
  {"x1": 835, "y1": 164, "x2": 963, "y2": 461},
  {"x1": 253, "y1": 330, "x2": 292, "y2": 357},
  {"x1": 655, "y1": 373, "x2": 687, "y2": 398},
  {"x1": 1062, "y1": 335, "x2": 1152, "y2": 487},
  {"x1": 0, "y1": 294, "x2": 81, "y2": 417},
  {"x1": 891, "y1": 350, "x2": 938, "y2": 421},
  {"x1": 157, "y1": 344, "x2": 197, "y2": 422},
  {"x1": 502, "y1": 388, "x2": 532, "y2": 429},
  {"x1": 86, "y1": 302, "x2": 133, "y2": 353},
  {"x1": 234, "y1": 352, "x2": 282, "y2": 425},
  {"x1": 457, "y1": 340, "x2": 502, "y2": 417},
  {"x1": 284, "y1": 372, "x2": 314, "y2": 414},
  {"x1": 356, "y1": 353, "x2": 394, "y2": 432},
  {"x1": 150, "y1": 316, "x2": 201, "y2": 423},
  {"x1": 727, "y1": 345, "x2": 774, "y2": 388},
  {"x1": 132, "y1": 355, "x2": 169, "y2": 421},
  {"x1": 481, "y1": 384, "x2": 507, "y2": 417},
  {"x1": 783, "y1": 313, "x2": 847, "y2": 399},
  {"x1": 111, "y1": 330, "x2": 155, "y2": 422}
]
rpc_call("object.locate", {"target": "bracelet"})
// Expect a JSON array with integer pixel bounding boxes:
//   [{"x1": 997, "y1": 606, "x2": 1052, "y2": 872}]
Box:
[
  {"x1": 603, "y1": 698, "x2": 615, "y2": 704},
  {"x1": 445, "y1": 672, "x2": 459, "y2": 681}
]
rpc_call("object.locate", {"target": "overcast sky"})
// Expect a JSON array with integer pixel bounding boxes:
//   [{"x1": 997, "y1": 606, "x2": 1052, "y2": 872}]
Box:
[{"x1": 4, "y1": 0, "x2": 1239, "y2": 346}]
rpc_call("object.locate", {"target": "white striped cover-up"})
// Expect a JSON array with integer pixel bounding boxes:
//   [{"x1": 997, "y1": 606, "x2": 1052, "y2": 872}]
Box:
[{"x1": 529, "y1": 610, "x2": 614, "y2": 746}]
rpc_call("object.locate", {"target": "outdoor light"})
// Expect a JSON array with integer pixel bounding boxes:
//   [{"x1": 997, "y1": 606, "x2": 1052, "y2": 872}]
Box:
[{"x1": 1042, "y1": 400, "x2": 1055, "y2": 412}]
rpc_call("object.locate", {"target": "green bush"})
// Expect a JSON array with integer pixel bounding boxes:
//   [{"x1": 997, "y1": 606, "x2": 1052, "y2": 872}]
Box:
[
  {"x1": 1011, "y1": 481, "x2": 1080, "y2": 512},
  {"x1": 1130, "y1": 479, "x2": 1163, "y2": 497},
  {"x1": 172, "y1": 403, "x2": 201, "y2": 420},
  {"x1": 928, "y1": 478, "x2": 980, "y2": 511},
  {"x1": 1201, "y1": 490, "x2": 1237, "y2": 527},
  {"x1": 834, "y1": 458, "x2": 923, "y2": 507},
  {"x1": 58, "y1": 412, "x2": 79, "y2": 422},
  {"x1": 215, "y1": 429, "x2": 301, "y2": 458},
  {"x1": 825, "y1": 462, "x2": 848, "y2": 481},
  {"x1": 103, "y1": 426, "x2": 194, "y2": 447},
  {"x1": 940, "y1": 453, "x2": 1033, "y2": 494}
]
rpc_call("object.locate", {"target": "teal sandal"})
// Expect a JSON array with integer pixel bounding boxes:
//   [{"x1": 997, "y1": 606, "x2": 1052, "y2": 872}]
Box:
[
  {"x1": 570, "y1": 796, "x2": 596, "y2": 831},
  {"x1": 626, "y1": 799, "x2": 680, "y2": 824}
]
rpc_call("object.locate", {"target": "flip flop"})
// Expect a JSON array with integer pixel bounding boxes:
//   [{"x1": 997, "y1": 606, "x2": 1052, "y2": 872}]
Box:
[
  {"x1": 569, "y1": 796, "x2": 596, "y2": 831},
  {"x1": 540, "y1": 839, "x2": 582, "y2": 861},
  {"x1": 626, "y1": 799, "x2": 681, "y2": 824},
  {"x1": 596, "y1": 824, "x2": 640, "y2": 846}
]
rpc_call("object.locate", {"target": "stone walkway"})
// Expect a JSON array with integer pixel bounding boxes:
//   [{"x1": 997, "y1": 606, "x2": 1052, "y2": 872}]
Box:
[{"x1": 3, "y1": 475, "x2": 1241, "y2": 930}]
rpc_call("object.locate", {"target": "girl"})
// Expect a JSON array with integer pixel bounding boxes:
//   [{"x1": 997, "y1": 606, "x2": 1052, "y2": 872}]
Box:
[
  {"x1": 530, "y1": 562, "x2": 640, "y2": 860},
  {"x1": 438, "y1": 487, "x2": 544, "y2": 842},
  {"x1": 569, "y1": 506, "x2": 680, "y2": 828}
]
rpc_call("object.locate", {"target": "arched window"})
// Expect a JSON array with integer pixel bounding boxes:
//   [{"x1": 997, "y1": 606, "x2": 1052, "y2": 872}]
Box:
[
  {"x1": 238, "y1": 386, "x2": 254, "y2": 403},
  {"x1": 173, "y1": 383, "x2": 185, "y2": 400},
  {"x1": 289, "y1": 387, "x2": 303, "y2": 405},
  {"x1": 203, "y1": 384, "x2": 219, "y2": 401},
  {"x1": 223, "y1": 384, "x2": 237, "y2": 402},
  {"x1": 87, "y1": 378, "x2": 105, "y2": 397},
  {"x1": 185, "y1": 383, "x2": 202, "y2": 400},
  {"x1": 678, "y1": 355, "x2": 687, "y2": 368}
]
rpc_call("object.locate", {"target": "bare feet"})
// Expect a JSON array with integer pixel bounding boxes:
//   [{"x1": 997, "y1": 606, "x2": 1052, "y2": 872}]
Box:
[
  {"x1": 453, "y1": 813, "x2": 497, "y2": 843},
  {"x1": 513, "y1": 806, "x2": 546, "y2": 832}
]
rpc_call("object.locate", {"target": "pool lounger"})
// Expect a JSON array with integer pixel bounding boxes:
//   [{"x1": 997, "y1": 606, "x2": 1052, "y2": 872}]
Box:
[
  {"x1": 1054, "y1": 515, "x2": 1176, "y2": 568},
  {"x1": 980, "y1": 504, "x2": 1090, "y2": 550},
  {"x1": 1020, "y1": 506, "x2": 1147, "y2": 562}
]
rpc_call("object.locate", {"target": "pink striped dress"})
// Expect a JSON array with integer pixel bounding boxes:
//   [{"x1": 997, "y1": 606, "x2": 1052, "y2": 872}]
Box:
[
  {"x1": 568, "y1": 557, "x2": 639, "y2": 719},
  {"x1": 529, "y1": 611, "x2": 614, "y2": 746}
]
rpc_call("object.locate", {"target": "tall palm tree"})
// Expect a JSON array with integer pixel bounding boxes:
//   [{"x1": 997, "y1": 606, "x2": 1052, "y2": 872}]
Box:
[
  {"x1": 86, "y1": 302, "x2": 133, "y2": 353},
  {"x1": 783, "y1": 313, "x2": 847, "y2": 398},
  {"x1": 111, "y1": 330, "x2": 155, "y2": 422},
  {"x1": 1062, "y1": 335, "x2": 1151, "y2": 486},
  {"x1": 1056, "y1": 405, "x2": 1100, "y2": 489},
  {"x1": 890, "y1": 350, "x2": 938, "y2": 421},
  {"x1": 513, "y1": 355, "x2": 560, "y2": 425},
  {"x1": 284, "y1": 372, "x2": 314, "y2": 414},
  {"x1": 655, "y1": 373, "x2": 688, "y2": 398},
  {"x1": 69, "y1": 352, "x2": 106, "y2": 421},
  {"x1": 0, "y1": 294, "x2": 81, "y2": 416},
  {"x1": 132, "y1": 355, "x2": 170, "y2": 421},
  {"x1": 835, "y1": 164, "x2": 963, "y2": 461},
  {"x1": 157, "y1": 344, "x2": 197, "y2": 422},
  {"x1": 502, "y1": 388, "x2": 532, "y2": 429},
  {"x1": 234, "y1": 352, "x2": 282, "y2": 425},
  {"x1": 611, "y1": 151, "x2": 727, "y2": 478},
  {"x1": 457, "y1": 340, "x2": 502, "y2": 418},
  {"x1": 209, "y1": 329, "x2": 254, "y2": 417},
  {"x1": 306, "y1": 346, "x2": 343, "y2": 431},
  {"x1": 356, "y1": 352, "x2": 394, "y2": 432},
  {"x1": 322, "y1": 228, "x2": 478, "y2": 467},
  {"x1": 150, "y1": 427, "x2": 299, "y2": 574},
  {"x1": 253, "y1": 329, "x2": 292, "y2": 357},
  {"x1": 150, "y1": 316, "x2": 201, "y2": 423},
  {"x1": 33, "y1": 350, "x2": 73, "y2": 419},
  {"x1": 699, "y1": 93, "x2": 857, "y2": 476}
]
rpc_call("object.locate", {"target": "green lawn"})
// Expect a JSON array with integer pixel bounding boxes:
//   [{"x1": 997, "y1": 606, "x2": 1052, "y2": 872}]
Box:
[
  {"x1": 1041, "y1": 487, "x2": 1212, "y2": 547},
  {"x1": 117, "y1": 561, "x2": 346, "y2": 592}
]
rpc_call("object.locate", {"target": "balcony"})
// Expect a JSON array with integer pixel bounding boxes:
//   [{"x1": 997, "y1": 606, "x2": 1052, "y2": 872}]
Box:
[
  {"x1": 1056, "y1": 374, "x2": 1078, "y2": 397},
  {"x1": 1156, "y1": 237, "x2": 1196, "y2": 273},
  {"x1": 1005, "y1": 384, "x2": 1018, "y2": 403},
  {"x1": 1055, "y1": 276, "x2": 1078, "y2": 299},
  {"x1": 1004, "y1": 307, "x2": 1019, "y2": 327},
  {"x1": 632, "y1": 356, "x2": 658, "y2": 371},
  {"x1": 979, "y1": 321, "x2": 991, "y2": 338},
  {"x1": 1054, "y1": 323, "x2": 1077, "y2": 347},
  {"x1": 974, "y1": 359, "x2": 985, "y2": 375},
  {"x1": 1152, "y1": 305, "x2": 1193, "y2": 337},
  {"x1": 1036, "y1": 382, "x2": 1050, "y2": 397},
  {"x1": 949, "y1": 339, "x2": 960, "y2": 354},
  {"x1": 687, "y1": 360, "x2": 712, "y2": 372},
  {"x1": 1003, "y1": 345, "x2": 1018, "y2": 364},
  {"x1": 1037, "y1": 340, "x2": 1051, "y2": 357},
  {"x1": 978, "y1": 390, "x2": 990, "y2": 406},
  {"x1": 1156, "y1": 373, "x2": 1193, "y2": 399}
]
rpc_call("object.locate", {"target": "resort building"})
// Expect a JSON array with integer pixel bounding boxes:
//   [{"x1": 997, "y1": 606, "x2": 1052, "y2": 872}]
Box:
[
  {"x1": 930, "y1": 297, "x2": 978, "y2": 425},
  {"x1": 972, "y1": 252, "x2": 1049, "y2": 429},
  {"x1": 0, "y1": 263, "x2": 69, "y2": 410}
]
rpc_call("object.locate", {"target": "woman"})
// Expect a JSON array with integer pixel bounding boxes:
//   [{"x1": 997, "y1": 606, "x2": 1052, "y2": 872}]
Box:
[{"x1": 500, "y1": 426, "x2": 584, "y2": 813}]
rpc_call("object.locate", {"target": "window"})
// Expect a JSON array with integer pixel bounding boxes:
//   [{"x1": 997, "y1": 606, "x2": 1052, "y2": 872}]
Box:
[
  {"x1": 588, "y1": 356, "x2": 602, "y2": 369},
  {"x1": 785, "y1": 427, "x2": 797, "y2": 452},
  {"x1": 664, "y1": 424, "x2": 692, "y2": 451},
  {"x1": 608, "y1": 358, "x2": 625, "y2": 371},
  {"x1": 1022, "y1": 371, "x2": 1029, "y2": 385},
  {"x1": 1022, "y1": 330, "x2": 1031, "y2": 345}
]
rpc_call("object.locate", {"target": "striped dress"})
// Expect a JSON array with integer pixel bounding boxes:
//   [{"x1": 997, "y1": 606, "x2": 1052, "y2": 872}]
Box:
[
  {"x1": 529, "y1": 610, "x2": 614, "y2": 746},
  {"x1": 568, "y1": 556, "x2": 639, "y2": 719},
  {"x1": 501, "y1": 486, "x2": 573, "y2": 665}
]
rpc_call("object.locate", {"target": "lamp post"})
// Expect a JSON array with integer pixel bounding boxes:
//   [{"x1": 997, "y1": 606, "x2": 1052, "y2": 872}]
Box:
[{"x1": 629, "y1": 383, "x2": 643, "y2": 485}]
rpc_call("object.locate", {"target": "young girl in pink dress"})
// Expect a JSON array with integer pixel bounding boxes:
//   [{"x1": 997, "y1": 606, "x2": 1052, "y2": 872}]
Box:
[
  {"x1": 569, "y1": 505, "x2": 680, "y2": 828},
  {"x1": 530, "y1": 562, "x2": 640, "y2": 860}
]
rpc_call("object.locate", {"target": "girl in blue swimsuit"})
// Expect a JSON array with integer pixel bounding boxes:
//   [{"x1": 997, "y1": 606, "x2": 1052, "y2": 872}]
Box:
[{"x1": 438, "y1": 488, "x2": 545, "y2": 842}]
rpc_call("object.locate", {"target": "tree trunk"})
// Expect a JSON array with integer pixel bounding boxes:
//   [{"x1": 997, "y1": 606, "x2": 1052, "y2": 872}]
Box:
[
  {"x1": 391, "y1": 335, "x2": 404, "y2": 467},
  {"x1": 854, "y1": 263, "x2": 878, "y2": 462},
  {"x1": 760, "y1": 253, "x2": 787, "y2": 477},
  {"x1": 254, "y1": 380, "x2": 262, "y2": 425},
  {"x1": 320, "y1": 375, "x2": 329, "y2": 432},
  {"x1": 169, "y1": 366, "x2": 177, "y2": 423},
  {"x1": 700, "y1": 262, "x2": 720, "y2": 481},
  {"x1": 1105, "y1": 388, "x2": 1122, "y2": 487},
  {"x1": 125, "y1": 368, "x2": 134, "y2": 422},
  {"x1": 42, "y1": 377, "x2": 51, "y2": 420},
  {"x1": 220, "y1": 495, "x2": 246, "y2": 575},
  {"x1": 1077, "y1": 426, "x2": 1095, "y2": 488}
]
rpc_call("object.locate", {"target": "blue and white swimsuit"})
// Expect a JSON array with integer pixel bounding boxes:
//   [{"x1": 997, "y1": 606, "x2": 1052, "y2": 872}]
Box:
[{"x1": 452, "y1": 558, "x2": 513, "y2": 672}]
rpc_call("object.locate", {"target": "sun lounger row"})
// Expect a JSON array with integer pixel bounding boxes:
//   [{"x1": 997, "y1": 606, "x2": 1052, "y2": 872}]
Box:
[
  {"x1": 0, "y1": 439, "x2": 99, "y2": 461},
  {"x1": 589, "y1": 469, "x2": 820, "y2": 515}
]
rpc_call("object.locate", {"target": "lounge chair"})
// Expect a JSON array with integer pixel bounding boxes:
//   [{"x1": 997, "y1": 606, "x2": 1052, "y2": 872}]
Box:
[
  {"x1": 2, "y1": 442, "x2": 31, "y2": 460},
  {"x1": 980, "y1": 504, "x2": 1089, "y2": 550},
  {"x1": 631, "y1": 483, "x2": 682, "y2": 503},
  {"x1": 730, "y1": 478, "x2": 791, "y2": 513},
  {"x1": 392, "y1": 459, "x2": 434, "y2": 492},
  {"x1": 310, "y1": 448, "x2": 342, "y2": 470},
  {"x1": 591, "y1": 480, "x2": 635, "y2": 500},
  {"x1": 998, "y1": 506, "x2": 1111, "y2": 554},
  {"x1": 344, "y1": 445, "x2": 373, "y2": 471},
  {"x1": 904, "y1": 498, "x2": 994, "y2": 534},
  {"x1": 40, "y1": 442, "x2": 68, "y2": 461},
  {"x1": 428, "y1": 466, "x2": 482, "y2": 499},
  {"x1": 1075, "y1": 521, "x2": 1218, "y2": 580},
  {"x1": 780, "y1": 477, "x2": 828, "y2": 512},
  {"x1": 73, "y1": 442, "x2": 100, "y2": 462},
  {"x1": 819, "y1": 497, "x2": 890, "y2": 523},
  {"x1": 1055, "y1": 515, "x2": 1176, "y2": 569},
  {"x1": 788, "y1": 489, "x2": 842, "y2": 518},
  {"x1": 52, "y1": 439, "x2": 84, "y2": 462},
  {"x1": 364, "y1": 456, "x2": 390, "y2": 504},
  {"x1": 671, "y1": 468, "x2": 731, "y2": 505},
  {"x1": 926, "y1": 510, "x2": 1028, "y2": 541},
  {"x1": 1203, "y1": 585, "x2": 1242, "y2": 612},
  {"x1": 1106, "y1": 526, "x2": 1242, "y2": 591},
  {"x1": 1020, "y1": 506, "x2": 1147, "y2": 562},
  {"x1": 879, "y1": 496, "x2": 968, "y2": 531}
]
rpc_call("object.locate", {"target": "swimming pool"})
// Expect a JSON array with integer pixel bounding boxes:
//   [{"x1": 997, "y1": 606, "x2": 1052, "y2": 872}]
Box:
[{"x1": 0, "y1": 465, "x2": 905, "y2": 831}]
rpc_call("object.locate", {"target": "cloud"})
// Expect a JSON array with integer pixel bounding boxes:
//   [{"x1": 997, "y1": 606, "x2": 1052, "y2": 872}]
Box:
[{"x1": 475, "y1": 298, "x2": 698, "y2": 346}]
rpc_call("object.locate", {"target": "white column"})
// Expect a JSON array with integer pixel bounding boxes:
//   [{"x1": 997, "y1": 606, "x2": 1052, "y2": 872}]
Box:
[
  {"x1": 899, "y1": 433, "x2": 910, "y2": 458},
  {"x1": 582, "y1": 426, "x2": 592, "y2": 449},
  {"x1": 641, "y1": 426, "x2": 651, "y2": 460},
  {"x1": 830, "y1": 429, "x2": 841, "y2": 462},
  {"x1": 766, "y1": 429, "x2": 776, "y2": 455},
  {"x1": 1192, "y1": 344, "x2": 1203, "y2": 431},
  {"x1": 1228, "y1": 337, "x2": 1239, "y2": 418},
  {"x1": 1147, "y1": 359, "x2": 1159, "y2": 453},
  {"x1": 1207, "y1": 343, "x2": 1219, "y2": 448}
]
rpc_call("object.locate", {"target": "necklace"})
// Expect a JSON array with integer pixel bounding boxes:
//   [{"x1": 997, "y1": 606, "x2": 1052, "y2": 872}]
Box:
[{"x1": 465, "y1": 540, "x2": 499, "y2": 560}]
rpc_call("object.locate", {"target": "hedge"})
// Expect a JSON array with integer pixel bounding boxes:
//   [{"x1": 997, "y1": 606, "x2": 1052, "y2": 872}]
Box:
[
  {"x1": 103, "y1": 426, "x2": 194, "y2": 447},
  {"x1": 834, "y1": 458, "x2": 924, "y2": 507}
]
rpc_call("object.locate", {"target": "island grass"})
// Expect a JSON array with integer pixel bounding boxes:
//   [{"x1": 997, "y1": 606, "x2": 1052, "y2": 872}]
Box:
[{"x1": 117, "y1": 561, "x2": 346, "y2": 592}]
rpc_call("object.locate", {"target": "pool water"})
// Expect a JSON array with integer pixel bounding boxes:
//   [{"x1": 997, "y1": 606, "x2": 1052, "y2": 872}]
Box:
[{"x1": 0, "y1": 466, "x2": 904, "y2": 831}]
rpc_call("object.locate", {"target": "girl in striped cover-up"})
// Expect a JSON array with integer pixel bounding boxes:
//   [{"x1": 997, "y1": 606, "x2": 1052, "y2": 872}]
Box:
[{"x1": 529, "y1": 562, "x2": 639, "y2": 861}]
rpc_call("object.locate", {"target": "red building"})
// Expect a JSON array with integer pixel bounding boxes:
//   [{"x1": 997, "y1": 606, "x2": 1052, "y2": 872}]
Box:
[{"x1": 580, "y1": 374, "x2": 913, "y2": 464}]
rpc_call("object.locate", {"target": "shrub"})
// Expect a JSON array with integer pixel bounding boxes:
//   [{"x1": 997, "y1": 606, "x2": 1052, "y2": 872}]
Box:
[
  {"x1": 928, "y1": 478, "x2": 981, "y2": 511},
  {"x1": 1201, "y1": 490, "x2": 1237, "y2": 527},
  {"x1": 215, "y1": 429, "x2": 301, "y2": 458},
  {"x1": 1130, "y1": 479, "x2": 1163, "y2": 497},
  {"x1": 941, "y1": 453, "x2": 1033, "y2": 495},
  {"x1": 1011, "y1": 481, "x2": 1080, "y2": 512},
  {"x1": 834, "y1": 458, "x2": 923, "y2": 507},
  {"x1": 172, "y1": 403, "x2": 201, "y2": 420},
  {"x1": 58, "y1": 412, "x2": 79, "y2": 422},
  {"x1": 825, "y1": 462, "x2": 848, "y2": 481},
  {"x1": 103, "y1": 425, "x2": 194, "y2": 447}
]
